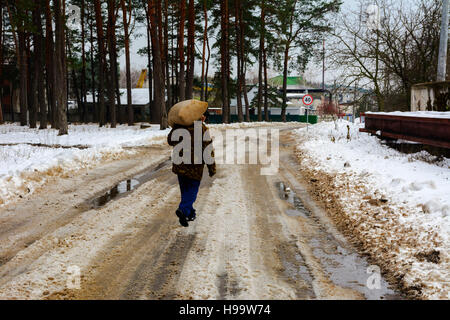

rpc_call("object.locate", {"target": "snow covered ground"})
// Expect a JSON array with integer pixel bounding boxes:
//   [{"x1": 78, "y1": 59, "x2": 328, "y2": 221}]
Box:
[
  {"x1": 0, "y1": 123, "x2": 170, "y2": 147},
  {"x1": 0, "y1": 121, "x2": 296, "y2": 208},
  {"x1": 295, "y1": 120, "x2": 450, "y2": 299},
  {"x1": 0, "y1": 124, "x2": 170, "y2": 207}
]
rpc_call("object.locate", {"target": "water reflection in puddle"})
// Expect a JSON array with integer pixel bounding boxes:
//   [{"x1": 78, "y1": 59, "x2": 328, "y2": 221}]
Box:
[
  {"x1": 275, "y1": 180, "x2": 402, "y2": 300},
  {"x1": 93, "y1": 179, "x2": 140, "y2": 208},
  {"x1": 276, "y1": 182, "x2": 310, "y2": 218},
  {"x1": 89, "y1": 158, "x2": 172, "y2": 209}
]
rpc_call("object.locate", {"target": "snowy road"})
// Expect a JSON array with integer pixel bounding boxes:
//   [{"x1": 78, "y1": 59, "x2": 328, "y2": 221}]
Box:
[{"x1": 0, "y1": 125, "x2": 401, "y2": 300}]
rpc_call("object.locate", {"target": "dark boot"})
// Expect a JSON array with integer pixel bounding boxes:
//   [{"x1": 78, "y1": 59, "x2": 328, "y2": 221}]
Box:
[
  {"x1": 176, "y1": 209, "x2": 189, "y2": 227},
  {"x1": 187, "y1": 211, "x2": 197, "y2": 222}
]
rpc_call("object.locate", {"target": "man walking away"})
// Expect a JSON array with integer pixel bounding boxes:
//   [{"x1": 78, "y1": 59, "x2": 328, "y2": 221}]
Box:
[{"x1": 167, "y1": 113, "x2": 216, "y2": 227}]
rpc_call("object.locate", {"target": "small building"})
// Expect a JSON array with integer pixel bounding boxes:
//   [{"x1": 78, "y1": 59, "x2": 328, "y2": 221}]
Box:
[
  {"x1": 85, "y1": 88, "x2": 152, "y2": 123},
  {"x1": 411, "y1": 81, "x2": 450, "y2": 111}
]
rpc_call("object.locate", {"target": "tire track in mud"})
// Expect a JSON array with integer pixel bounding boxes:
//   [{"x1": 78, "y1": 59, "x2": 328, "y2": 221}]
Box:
[
  {"x1": 60, "y1": 170, "x2": 215, "y2": 300},
  {"x1": 172, "y1": 165, "x2": 300, "y2": 300},
  {"x1": 242, "y1": 166, "x2": 316, "y2": 299},
  {"x1": 278, "y1": 130, "x2": 402, "y2": 300},
  {"x1": 0, "y1": 149, "x2": 170, "y2": 272},
  {"x1": 0, "y1": 125, "x2": 404, "y2": 300}
]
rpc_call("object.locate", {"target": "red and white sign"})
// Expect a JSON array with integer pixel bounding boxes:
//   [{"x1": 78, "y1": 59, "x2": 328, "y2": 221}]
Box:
[{"x1": 302, "y1": 94, "x2": 314, "y2": 106}]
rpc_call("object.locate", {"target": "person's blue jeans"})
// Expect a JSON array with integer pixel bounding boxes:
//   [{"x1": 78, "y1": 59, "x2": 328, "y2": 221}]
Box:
[{"x1": 177, "y1": 175, "x2": 201, "y2": 218}]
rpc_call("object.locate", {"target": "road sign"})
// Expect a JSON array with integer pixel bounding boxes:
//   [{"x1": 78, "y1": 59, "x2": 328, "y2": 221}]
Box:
[{"x1": 302, "y1": 94, "x2": 314, "y2": 106}]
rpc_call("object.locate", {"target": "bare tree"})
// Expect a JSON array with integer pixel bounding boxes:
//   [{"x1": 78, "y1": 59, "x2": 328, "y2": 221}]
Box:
[{"x1": 329, "y1": 0, "x2": 444, "y2": 111}]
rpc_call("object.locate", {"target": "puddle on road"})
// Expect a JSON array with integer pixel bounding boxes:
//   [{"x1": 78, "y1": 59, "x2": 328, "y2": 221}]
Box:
[
  {"x1": 276, "y1": 180, "x2": 403, "y2": 300},
  {"x1": 309, "y1": 237, "x2": 401, "y2": 300},
  {"x1": 276, "y1": 182, "x2": 310, "y2": 218},
  {"x1": 88, "y1": 158, "x2": 172, "y2": 209}
]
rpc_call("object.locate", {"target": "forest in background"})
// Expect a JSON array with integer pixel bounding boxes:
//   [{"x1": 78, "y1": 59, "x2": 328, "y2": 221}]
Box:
[{"x1": 0, "y1": 0, "x2": 448, "y2": 135}]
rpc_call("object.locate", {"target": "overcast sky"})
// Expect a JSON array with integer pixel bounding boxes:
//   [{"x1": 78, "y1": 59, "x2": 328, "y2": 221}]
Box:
[{"x1": 118, "y1": 0, "x2": 362, "y2": 84}]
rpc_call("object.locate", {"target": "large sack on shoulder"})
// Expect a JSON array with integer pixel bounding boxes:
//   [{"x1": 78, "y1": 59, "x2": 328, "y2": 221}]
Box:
[{"x1": 168, "y1": 100, "x2": 208, "y2": 127}]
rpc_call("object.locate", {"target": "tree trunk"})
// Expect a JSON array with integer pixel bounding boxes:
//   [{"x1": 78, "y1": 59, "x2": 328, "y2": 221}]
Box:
[
  {"x1": 200, "y1": 0, "x2": 208, "y2": 102},
  {"x1": 30, "y1": 21, "x2": 38, "y2": 129},
  {"x1": 178, "y1": 0, "x2": 186, "y2": 101},
  {"x1": 205, "y1": 31, "x2": 210, "y2": 102},
  {"x1": 45, "y1": 0, "x2": 57, "y2": 128},
  {"x1": 157, "y1": 0, "x2": 165, "y2": 110},
  {"x1": 221, "y1": 0, "x2": 230, "y2": 123},
  {"x1": 149, "y1": 0, "x2": 168, "y2": 129},
  {"x1": 27, "y1": 37, "x2": 36, "y2": 128},
  {"x1": 164, "y1": 0, "x2": 171, "y2": 110},
  {"x1": 67, "y1": 37, "x2": 82, "y2": 123},
  {"x1": 107, "y1": 0, "x2": 117, "y2": 128},
  {"x1": 122, "y1": 0, "x2": 133, "y2": 125},
  {"x1": 185, "y1": 0, "x2": 195, "y2": 99},
  {"x1": 0, "y1": 0, "x2": 3, "y2": 124},
  {"x1": 144, "y1": 0, "x2": 155, "y2": 122},
  {"x1": 89, "y1": 4, "x2": 97, "y2": 123},
  {"x1": 243, "y1": 62, "x2": 250, "y2": 121},
  {"x1": 94, "y1": 0, "x2": 106, "y2": 127},
  {"x1": 171, "y1": 10, "x2": 176, "y2": 105},
  {"x1": 281, "y1": 44, "x2": 289, "y2": 122},
  {"x1": 238, "y1": 3, "x2": 249, "y2": 122},
  {"x1": 35, "y1": 1, "x2": 47, "y2": 129},
  {"x1": 263, "y1": 43, "x2": 269, "y2": 122},
  {"x1": 32, "y1": 2, "x2": 46, "y2": 129},
  {"x1": 80, "y1": 0, "x2": 87, "y2": 123},
  {"x1": 235, "y1": 0, "x2": 243, "y2": 122},
  {"x1": 114, "y1": 54, "x2": 123, "y2": 124},
  {"x1": 54, "y1": 0, "x2": 68, "y2": 135},
  {"x1": 147, "y1": 25, "x2": 153, "y2": 121},
  {"x1": 18, "y1": 30, "x2": 28, "y2": 126}
]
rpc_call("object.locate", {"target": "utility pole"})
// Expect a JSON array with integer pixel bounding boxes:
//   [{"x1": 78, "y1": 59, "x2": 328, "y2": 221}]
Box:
[{"x1": 437, "y1": 0, "x2": 449, "y2": 82}]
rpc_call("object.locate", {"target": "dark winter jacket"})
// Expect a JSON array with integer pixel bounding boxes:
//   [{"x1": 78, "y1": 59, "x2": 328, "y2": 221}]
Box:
[{"x1": 167, "y1": 123, "x2": 216, "y2": 181}]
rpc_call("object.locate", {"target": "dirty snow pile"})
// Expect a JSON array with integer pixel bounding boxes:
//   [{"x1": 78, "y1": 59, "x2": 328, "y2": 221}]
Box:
[
  {"x1": 295, "y1": 120, "x2": 450, "y2": 299},
  {"x1": 0, "y1": 124, "x2": 170, "y2": 207}
]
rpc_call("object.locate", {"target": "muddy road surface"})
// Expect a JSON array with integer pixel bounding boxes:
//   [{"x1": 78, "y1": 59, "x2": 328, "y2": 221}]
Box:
[{"x1": 0, "y1": 125, "x2": 402, "y2": 300}]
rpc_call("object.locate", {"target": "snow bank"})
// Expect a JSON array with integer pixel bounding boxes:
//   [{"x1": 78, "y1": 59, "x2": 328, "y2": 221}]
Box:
[
  {"x1": 295, "y1": 120, "x2": 450, "y2": 299},
  {"x1": 0, "y1": 124, "x2": 170, "y2": 207},
  {"x1": 0, "y1": 123, "x2": 170, "y2": 147}
]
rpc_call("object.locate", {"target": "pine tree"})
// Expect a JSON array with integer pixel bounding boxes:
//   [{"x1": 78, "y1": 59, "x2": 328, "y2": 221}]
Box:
[
  {"x1": 54, "y1": 0, "x2": 68, "y2": 135},
  {"x1": 269, "y1": 0, "x2": 341, "y2": 121}
]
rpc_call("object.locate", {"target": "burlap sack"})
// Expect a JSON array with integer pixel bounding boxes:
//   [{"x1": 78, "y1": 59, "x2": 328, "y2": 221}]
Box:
[{"x1": 168, "y1": 100, "x2": 209, "y2": 127}]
